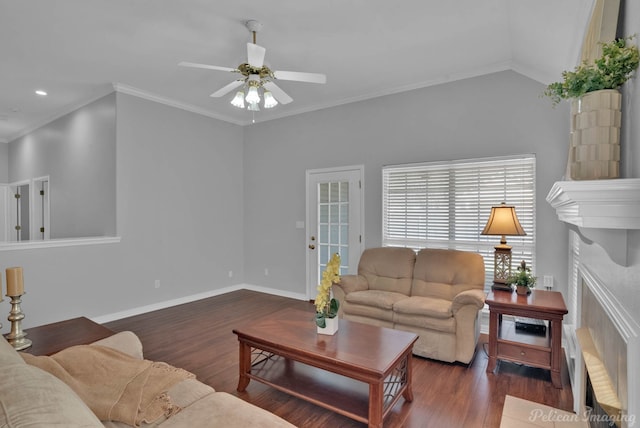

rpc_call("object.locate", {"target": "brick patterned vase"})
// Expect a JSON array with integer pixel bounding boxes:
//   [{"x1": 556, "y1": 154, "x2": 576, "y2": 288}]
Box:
[{"x1": 569, "y1": 89, "x2": 622, "y2": 180}]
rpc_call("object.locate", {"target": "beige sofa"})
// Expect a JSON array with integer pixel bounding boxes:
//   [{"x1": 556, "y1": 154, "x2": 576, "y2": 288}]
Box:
[
  {"x1": 0, "y1": 331, "x2": 295, "y2": 427},
  {"x1": 333, "y1": 247, "x2": 486, "y2": 364}
]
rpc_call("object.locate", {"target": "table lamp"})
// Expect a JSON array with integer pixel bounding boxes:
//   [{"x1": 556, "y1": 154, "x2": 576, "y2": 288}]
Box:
[{"x1": 481, "y1": 202, "x2": 526, "y2": 291}]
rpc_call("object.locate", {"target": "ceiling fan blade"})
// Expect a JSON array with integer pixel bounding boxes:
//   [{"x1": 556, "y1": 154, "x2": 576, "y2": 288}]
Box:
[
  {"x1": 210, "y1": 80, "x2": 244, "y2": 98},
  {"x1": 273, "y1": 70, "x2": 326, "y2": 84},
  {"x1": 247, "y1": 43, "x2": 266, "y2": 68},
  {"x1": 178, "y1": 62, "x2": 237, "y2": 73},
  {"x1": 263, "y1": 81, "x2": 293, "y2": 104}
]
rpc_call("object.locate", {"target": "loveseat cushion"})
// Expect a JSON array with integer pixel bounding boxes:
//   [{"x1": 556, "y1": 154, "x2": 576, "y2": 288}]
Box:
[
  {"x1": 393, "y1": 296, "x2": 457, "y2": 333},
  {"x1": 345, "y1": 290, "x2": 409, "y2": 309},
  {"x1": 393, "y1": 296, "x2": 453, "y2": 319},
  {"x1": 410, "y1": 248, "x2": 485, "y2": 300},
  {"x1": 343, "y1": 290, "x2": 409, "y2": 322},
  {"x1": 358, "y1": 247, "x2": 416, "y2": 295},
  {"x1": 0, "y1": 336, "x2": 103, "y2": 427}
]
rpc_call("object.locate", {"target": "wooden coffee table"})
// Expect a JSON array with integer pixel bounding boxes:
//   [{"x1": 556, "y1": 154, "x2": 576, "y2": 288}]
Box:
[{"x1": 232, "y1": 308, "x2": 418, "y2": 428}]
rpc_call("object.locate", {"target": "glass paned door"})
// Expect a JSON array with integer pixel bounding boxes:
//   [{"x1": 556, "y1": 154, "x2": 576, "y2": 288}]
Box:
[
  {"x1": 318, "y1": 181, "x2": 350, "y2": 276},
  {"x1": 306, "y1": 166, "x2": 363, "y2": 299}
]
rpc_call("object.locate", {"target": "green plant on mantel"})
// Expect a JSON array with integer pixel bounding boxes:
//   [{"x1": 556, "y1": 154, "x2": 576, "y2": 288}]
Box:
[
  {"x1": 543, "y1": 35, "x2": 639, "y2": 106},
  {"x1": 506, "y1": 260, "x2": 537, "y2": 289}
]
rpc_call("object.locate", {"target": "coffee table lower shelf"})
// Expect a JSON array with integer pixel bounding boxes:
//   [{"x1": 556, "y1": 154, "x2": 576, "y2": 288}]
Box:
[{"x1": 239, "y1": 349, "x2": 411, "y2": 427}]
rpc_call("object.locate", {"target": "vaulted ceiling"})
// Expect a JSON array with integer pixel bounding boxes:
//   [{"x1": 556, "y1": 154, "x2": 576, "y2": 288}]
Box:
[{"x1": 0, "y1": 0, "x2": 594, "y2": 143}]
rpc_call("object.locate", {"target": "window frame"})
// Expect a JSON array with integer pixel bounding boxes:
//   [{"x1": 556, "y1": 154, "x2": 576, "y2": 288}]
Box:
[{"x1": 382, "y1": 154, "x2": 536, "y2": 289}]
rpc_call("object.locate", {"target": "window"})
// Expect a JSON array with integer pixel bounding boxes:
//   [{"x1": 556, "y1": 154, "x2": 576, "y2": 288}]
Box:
[{"x1": 382, "y1": 155, "x2": 536, "y2": 289}]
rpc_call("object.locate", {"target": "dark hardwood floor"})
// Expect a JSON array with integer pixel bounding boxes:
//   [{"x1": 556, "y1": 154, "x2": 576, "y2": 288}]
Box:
[{"x1": 104, "y1": 289, "x2": 574, "y2": 427}]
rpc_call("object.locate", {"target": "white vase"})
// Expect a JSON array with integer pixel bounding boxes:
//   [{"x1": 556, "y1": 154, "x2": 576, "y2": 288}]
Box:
[
  {"x1": 317, "y1": 316, "x2": 339, "y2": 335},
  {"x1": 568, "y1": 89, "x2": 621, "y2": 180}
]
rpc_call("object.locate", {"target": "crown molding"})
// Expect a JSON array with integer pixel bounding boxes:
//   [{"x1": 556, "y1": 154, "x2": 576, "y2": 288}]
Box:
[{"x1": 112, "y1": 83, "x2": 246, "y2": 126}]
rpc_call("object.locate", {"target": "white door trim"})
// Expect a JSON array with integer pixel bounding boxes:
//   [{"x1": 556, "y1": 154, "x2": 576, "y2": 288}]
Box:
[{"x1": 305, "y1": 165, "x2": 365, "y2": 299}]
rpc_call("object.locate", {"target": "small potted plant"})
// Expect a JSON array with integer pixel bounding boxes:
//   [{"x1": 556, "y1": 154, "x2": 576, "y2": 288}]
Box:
[
  {"x1": 315, "y1": 253, "x2": 341, "y2": 334},
  {"x1": 506, "y1": 260, "x2": 537, "y2": 296}
]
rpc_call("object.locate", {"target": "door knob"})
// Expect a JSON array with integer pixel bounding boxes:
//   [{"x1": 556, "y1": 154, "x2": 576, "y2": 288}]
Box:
[{"x1": 308, "y1": 244, "x2": 316, "y2": 250}]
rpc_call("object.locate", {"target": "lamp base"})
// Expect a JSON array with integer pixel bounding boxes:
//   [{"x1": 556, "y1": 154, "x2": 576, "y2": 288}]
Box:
[{"x1": 491, "y1": 283, "x2": 513, "y2": 292}]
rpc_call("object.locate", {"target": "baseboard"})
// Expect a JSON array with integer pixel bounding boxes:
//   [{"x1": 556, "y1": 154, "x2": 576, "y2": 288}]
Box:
[{"x1": 91, "y1": 284, "x2": 308, "y2": 324}]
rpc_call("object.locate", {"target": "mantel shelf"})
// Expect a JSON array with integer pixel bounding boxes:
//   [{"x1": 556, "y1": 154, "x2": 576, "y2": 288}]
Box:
[{"x1": 546, "y1": 178, "x2": 640, "y2": 266}]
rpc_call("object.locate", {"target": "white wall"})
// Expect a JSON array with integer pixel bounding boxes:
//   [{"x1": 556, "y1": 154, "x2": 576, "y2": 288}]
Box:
[
  {"x1": 577, "y1": 1, "x2": 640, "y2": 326},
  {"x1": 0, "y1": 143, "x2": 7, "y2": 183},
  {"x1": 243, "y1": 70, "x2": 571, "y2": 298}
]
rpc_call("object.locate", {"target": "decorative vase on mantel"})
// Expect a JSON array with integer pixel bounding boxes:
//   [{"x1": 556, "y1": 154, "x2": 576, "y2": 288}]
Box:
[
  {"x1": 317, "y1": 316, "x2": 339, "y2": 335},
  {"x1": 569, "y1": 89, "x2": 621, "y2": 180}
]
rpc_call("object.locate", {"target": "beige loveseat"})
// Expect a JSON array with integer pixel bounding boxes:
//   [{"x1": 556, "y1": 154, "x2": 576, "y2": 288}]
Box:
[
  {"x1": 333, "y1": 247, "x2": 486, "y2": 364},
  {"x1": 0, "y1": 331, "x2": 295, "y2": 427}
]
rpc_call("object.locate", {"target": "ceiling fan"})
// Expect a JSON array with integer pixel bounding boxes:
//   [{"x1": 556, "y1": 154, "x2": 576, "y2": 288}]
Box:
[{"x1": 179, "y1": 20, "x2": 326, "y2": 111}]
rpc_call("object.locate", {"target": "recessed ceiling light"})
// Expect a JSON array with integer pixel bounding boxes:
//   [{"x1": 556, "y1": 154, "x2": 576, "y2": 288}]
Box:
[{"x1": 35, "y1": 90, "x2": 47, "y2": 96}]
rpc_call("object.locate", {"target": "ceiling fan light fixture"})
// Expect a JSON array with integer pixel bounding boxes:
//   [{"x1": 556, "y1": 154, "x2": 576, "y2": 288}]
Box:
[
  {"x1": 247, "y1": 101, "x2": 260, "y2": 112},
  {"x1": 230, "y1": 91, "x2": 245, "y2": 108},
  {"x1": 245, "y1": 85, "x2": 260, "y2": 104},
  {"x1": 263, "y1": 90, "x2": 278, "y2": 109}
]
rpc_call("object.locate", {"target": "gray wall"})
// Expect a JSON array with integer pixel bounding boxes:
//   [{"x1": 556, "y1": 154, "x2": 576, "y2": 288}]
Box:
[
  {"x1": 243, "y1": 70, "x2": 571, "y2": 297},
  {"x1": 0, "y1": 93, "x2": 244, "y2": 329},
  {"x1": 8, "y1": 93, "x2": 116, "y2": 238}
]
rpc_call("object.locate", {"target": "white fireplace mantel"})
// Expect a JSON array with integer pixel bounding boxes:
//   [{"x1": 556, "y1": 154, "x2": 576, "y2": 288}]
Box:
[{"x1": 546, "y1": 178, "x2": 640, "y2": 266}]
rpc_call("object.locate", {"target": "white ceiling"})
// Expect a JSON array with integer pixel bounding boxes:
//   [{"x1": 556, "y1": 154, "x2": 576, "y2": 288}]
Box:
[{"x1": 0, "y1": 0, "x2": 594, "y2": 143}]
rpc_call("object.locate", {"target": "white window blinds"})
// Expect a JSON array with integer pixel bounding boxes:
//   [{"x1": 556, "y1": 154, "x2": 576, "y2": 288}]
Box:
[{"x1": 382, "y1": 155, "x2": 536, "y2": 286}]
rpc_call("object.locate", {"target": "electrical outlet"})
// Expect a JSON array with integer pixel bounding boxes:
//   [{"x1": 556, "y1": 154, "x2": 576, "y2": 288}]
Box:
[
  {"x1": 154, "y1": 279, "x2": 160, "y2": 289},
  {"x1": 543, "y1": 275, "x2": 553, "y2": 288},
  {"x1": 264, "y1": 268, "x2": 269, "y2": 276},
  {"x1": 228, "y1": 270, "x2": 233, "y2": 278}
]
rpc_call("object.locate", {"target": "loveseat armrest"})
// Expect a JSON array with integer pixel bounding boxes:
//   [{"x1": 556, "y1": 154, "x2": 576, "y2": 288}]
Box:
[
  {"x1": 90, "y1": 331, "x2": 144, "y2": 360},
  {"x1": 451, "y1": 288, "x2": 486, "y2": 314},
  {"x1": 335, "y1": 274, "x2": 369, "y2": 294},
  {"x1": 332, "y1": 275, "x2": 369, "y2": 318}
]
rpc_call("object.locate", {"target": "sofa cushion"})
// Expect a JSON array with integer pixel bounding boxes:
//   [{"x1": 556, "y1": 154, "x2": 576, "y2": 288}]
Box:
[
  {"x1": 0, "y1": 343, "x2": 103, "y2": 427},
  {"x1": 358, "y1": 247, "x2": 415, "y2": 295},
  {"x1": 154, "y1": 391, "x2": 296, "y2": 427},
  {"x1": 393, "y1": 297, "x2": 457, "y2": 333},
  {"x1": 394, "y1": 311, "x2": 456, "y2": 334},
  {"x1": 0, "y1": 334, "x2": 26, "y2": 366},
  {"x1": 91, "y1": 330, "x2": 144, "y2": 360},
  {"x1": 393, "y1": 296, "x2": 453, "y2": 319},
  {"x1": 344, "y1": 291, "x2": 408, "y2": 322},
  {"x1": 411, "y1": 248, "x2": 485, "y2": 300},
  {"x1": 345, "y1": 290, "x2": 409, "y2": 309}
]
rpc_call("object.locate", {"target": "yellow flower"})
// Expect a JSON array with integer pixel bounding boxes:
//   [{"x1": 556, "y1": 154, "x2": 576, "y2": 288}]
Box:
[{"x1": 315, "y1": 253, "x2": 341, "y2": 315}]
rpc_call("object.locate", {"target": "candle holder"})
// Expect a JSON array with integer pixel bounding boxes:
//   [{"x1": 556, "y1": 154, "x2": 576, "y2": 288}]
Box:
[{"x1": 5, "y1": 294, "x2": 32, "y2": 350}]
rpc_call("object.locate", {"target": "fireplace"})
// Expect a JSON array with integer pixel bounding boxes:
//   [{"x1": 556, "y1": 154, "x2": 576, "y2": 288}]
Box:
[
  {"x1": 574, "y1": 266, "x2": 639, "y2": 428},
  {"x1": 546, "y1": 179, "x2": 640, "y2": 428}
]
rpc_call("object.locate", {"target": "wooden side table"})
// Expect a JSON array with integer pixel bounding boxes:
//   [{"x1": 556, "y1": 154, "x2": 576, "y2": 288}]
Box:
[
  {"x1": 485, "y1": 289, "x2": 568, "y2": 388},
  {"x1": 19, "y1": 317, "x2": 115, "y2": 356}
]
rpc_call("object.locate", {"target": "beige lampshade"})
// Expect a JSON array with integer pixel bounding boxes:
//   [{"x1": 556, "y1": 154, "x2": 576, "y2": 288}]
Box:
[{"x1": 481, "y1": 202, "x2": 526, "y2": 238}]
